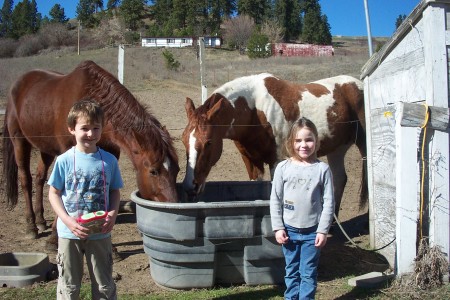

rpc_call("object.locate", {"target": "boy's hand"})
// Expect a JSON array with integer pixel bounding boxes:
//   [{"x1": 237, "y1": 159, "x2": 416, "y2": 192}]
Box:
[
  {"x1": 275, "y1": 229, "x2": 289, "y2": 245},
  {"x1": 67, "y1": 217, "x2": 90, "y2": 239},
  {"x1": 101, "y1": 212, "x2": 117, "y2": 234}
]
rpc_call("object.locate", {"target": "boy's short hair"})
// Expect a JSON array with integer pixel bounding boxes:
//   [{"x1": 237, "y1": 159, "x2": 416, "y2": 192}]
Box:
[{"x1": 67, "y1": 99, "x2": 104, "y2": 129}]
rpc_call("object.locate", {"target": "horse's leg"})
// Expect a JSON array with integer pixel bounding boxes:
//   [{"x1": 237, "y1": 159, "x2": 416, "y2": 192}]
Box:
[
  {"x1": 45, "y1": 217, "x2": 59, "y2": 251},
  {"x1": 326, "y1": 144, "x2": 351, "y2": 218},
  {"x1": 12, "y1": 139, "x2": 37, "y2": 238},
  {"x1": 34, "y1": 152, "x2": 55, "y2": 231},
  {"x1": 233, "y1": 141, "x2": 264, "y2": 180}
]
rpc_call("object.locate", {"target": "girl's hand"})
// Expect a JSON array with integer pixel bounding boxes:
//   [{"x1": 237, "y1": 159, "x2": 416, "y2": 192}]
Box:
[
  {"x1": 315, "y1": 232, "x2": 328, "y2": 248},
  {"x1": 275, "y1": 229, "x2": 289, "y2": 245}
]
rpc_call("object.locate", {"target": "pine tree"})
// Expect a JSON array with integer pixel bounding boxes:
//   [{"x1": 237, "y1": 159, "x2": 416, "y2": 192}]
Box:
[
  {"x1": 76, "y1": 0, "x2": 97, "y2": 28},
  {"x1": 0, "y1": 0, "x2": 14, "y2": 38},
  {"x1": 10, "y1": 0, "x2": 39, "y2": 38},
  {"x1": 237, "y1": 0, "x2": 270, "y2": 25},
  {"x1": 120, "y1": 0, "x2": 146, "y2": 31},
  {"x1": 301, "y1": 0, "x2": 331, "y2": 45},
  {"x1": 30, "y1": 0, "x2": 40, "y2": 33},
  {"x1": 395, "y1": 14, "x2": 407, "y2": 29},
  {"x1": 93, "y1": 0, "x2": 104, "y2": 13},
  {"x1": 107, "y1": 0, "x2": 120, "y2": 10},
  {"x1": 274, "y1": 0, "x2": 302, "y2": 42},
  {"x1": 49, "y1": 4, "x2": 68, "y2": 23}
]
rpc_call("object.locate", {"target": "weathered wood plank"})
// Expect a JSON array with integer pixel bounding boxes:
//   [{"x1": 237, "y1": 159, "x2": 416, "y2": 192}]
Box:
[{"x1": 398, "y1": 102, "x2": 449, "y2": 131}]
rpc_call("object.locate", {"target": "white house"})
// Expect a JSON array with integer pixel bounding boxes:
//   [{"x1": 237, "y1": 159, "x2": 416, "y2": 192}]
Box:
[
  {"x1": 141, "y1": 36, "x2": 222, "y2": 48},
  {"x1": 361, "y1": 0, "x2": 449, "y2": 276}
]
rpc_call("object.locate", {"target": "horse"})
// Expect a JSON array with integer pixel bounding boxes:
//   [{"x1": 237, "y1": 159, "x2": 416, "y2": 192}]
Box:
[
  {"x1": 2, "y1": 60, "x2": 180, "y2": 244},
  {"x1": 181, "y1": 73, "x2": 367, "y2": 216}
]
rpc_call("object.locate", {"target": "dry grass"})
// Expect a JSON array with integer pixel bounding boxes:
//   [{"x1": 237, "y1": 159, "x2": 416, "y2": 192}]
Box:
[{"x1": 0, "y1": 37, "x2": 370, "y2": 103}]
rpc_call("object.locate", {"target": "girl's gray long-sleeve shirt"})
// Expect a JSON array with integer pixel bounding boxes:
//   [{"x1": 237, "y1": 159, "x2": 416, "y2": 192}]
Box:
[{"x1": 270, "y1": 159, "x2": 335, "y2": 234}]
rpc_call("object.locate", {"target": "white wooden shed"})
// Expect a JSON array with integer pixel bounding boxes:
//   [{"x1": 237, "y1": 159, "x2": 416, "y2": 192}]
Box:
[{"x1": 361, "y1": 0, "x2": 450, "y2": 276}]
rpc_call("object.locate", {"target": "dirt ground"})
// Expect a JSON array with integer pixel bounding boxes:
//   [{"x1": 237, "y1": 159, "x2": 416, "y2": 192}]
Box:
[{"x1": 0, "y1": 75, "x2": 390, "y2": 298}]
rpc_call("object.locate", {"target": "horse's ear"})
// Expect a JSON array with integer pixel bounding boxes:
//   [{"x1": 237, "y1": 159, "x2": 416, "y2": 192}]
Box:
[{"x1": 185, "y1": 97, "x2": 195, "y2": 117}]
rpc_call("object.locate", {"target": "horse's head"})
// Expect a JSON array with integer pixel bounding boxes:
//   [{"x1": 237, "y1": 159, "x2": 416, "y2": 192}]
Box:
[
  {"x1": 182, "y1": 96, "x2": 231, "y2": 197},
  {"x1": 132, "y1": 127, "x2": 180, "y2": 202},
  {"x1": 124, "y1": 127, "x2": 180, "y2": 202}
]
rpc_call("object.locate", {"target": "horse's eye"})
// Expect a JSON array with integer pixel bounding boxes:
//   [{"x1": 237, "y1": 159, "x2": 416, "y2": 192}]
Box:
[
  {"x1": 205, "y1": 140, "x2": 212, "y2": 147},
  {"x1": 150, "y1": 169, "x2": 159, "y2": 176}
]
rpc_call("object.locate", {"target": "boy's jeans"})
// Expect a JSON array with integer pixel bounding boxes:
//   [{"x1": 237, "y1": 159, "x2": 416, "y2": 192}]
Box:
[{"x1": 282, "y1": 225, "x2": 320, "y2": 300}]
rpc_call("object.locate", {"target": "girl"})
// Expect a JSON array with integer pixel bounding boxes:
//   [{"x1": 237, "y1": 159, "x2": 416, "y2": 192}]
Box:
[{"x1": 270, "y1": 117, "x2": 335, "y2": 300}]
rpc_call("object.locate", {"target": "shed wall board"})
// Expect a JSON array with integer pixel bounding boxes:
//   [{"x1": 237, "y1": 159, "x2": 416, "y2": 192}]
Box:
[
  {"x1": 422, "y1": 4, "x2": 450, "y2": 258},
  {"x1": 368, "y1": 107, "x2": 397, "y2": 264}
]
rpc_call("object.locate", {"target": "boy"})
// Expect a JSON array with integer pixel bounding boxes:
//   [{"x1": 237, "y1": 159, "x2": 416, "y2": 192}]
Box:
[{"x1": 48, "y1": 99, "x2": 123, "y2": 299}]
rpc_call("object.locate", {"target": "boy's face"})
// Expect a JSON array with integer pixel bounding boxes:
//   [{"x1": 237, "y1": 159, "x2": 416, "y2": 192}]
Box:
[{"x1": 68, "y1": 116, "x2": 103, "y2": 153}]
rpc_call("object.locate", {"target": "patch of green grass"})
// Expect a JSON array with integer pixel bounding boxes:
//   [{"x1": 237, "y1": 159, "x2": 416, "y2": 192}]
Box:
[{"x1": 0, "y1": 283, "x2": 285, "y2": 300}]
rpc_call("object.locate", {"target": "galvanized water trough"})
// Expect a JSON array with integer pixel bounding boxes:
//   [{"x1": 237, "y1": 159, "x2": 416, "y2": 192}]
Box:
[{"x1": 131, "y1": 181, "x2": 284, "y2": 289}]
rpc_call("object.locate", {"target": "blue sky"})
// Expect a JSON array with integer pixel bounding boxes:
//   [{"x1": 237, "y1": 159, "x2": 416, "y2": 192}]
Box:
[{"x1": 2, "y1": 0, "x2": 421, "y2": 37}]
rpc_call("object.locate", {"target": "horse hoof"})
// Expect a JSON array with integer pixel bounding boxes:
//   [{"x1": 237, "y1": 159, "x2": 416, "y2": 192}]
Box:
[
  {"x1": 36, "y1": 223, "x2": 47, "y2": 232},
  {"x1": 25, "y1": 229, "x2": 39, "y2": 239}
]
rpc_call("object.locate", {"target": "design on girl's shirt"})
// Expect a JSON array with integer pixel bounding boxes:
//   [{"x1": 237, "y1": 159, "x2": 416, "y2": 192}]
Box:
[
  {"x1": 292, "y1": 175, "x2": 312, "y2": 191},
  {"x1": 284, "y1": 200, "x2": 295, "y2": 210}
]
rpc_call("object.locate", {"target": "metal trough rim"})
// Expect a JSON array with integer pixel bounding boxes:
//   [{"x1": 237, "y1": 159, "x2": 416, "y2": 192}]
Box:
[{"x1": 131, "y1": 190, "x2": 269, "y2": 209}]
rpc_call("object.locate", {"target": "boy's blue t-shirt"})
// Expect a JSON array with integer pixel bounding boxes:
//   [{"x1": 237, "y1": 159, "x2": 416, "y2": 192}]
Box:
[{"x1": 48, "y1": 146, "x2": 123, "y2": 240}]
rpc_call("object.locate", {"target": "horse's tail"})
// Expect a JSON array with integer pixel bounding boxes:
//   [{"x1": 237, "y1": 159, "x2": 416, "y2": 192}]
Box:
[
  {"x1": 357, "y1": 129, "x2": 368, "y2": 210},
  {"x1": 2, "y1": 114, "x2": 19, "y2": 208}
]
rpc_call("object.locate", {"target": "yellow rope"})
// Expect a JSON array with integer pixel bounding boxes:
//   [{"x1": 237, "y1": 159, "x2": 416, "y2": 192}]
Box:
[{"x1": 419, "y1": 103, "x2": 429, "y2": 240}]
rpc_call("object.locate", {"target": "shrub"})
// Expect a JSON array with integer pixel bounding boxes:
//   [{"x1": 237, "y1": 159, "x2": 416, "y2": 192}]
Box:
[
  {"x1": 162, "y1": 49, "x2": 180, "y2": 71},
  {"x1": 246, "y1": 32, "x2": 271, "y2": 59},
  {"x1": 39, "y1": 23, "x2": 76, "y2": 48},
  {"x1": 0, "y1": 38, "x2": 19, "y2": 58},
  {"x1": 14, "y1": 34, "x2": 45, "y2": 57}
]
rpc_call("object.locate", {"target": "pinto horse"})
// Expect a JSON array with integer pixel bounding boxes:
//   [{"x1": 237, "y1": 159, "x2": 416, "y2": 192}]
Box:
[
  {"x1": 3, "y1": 60, "x2": 179, "y2": 242},
  {"x1": 182, "y1": 73, "x2": 367, "y2": 216}
]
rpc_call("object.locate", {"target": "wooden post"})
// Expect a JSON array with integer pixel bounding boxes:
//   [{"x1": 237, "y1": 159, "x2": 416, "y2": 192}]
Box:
[
  {"x1": 118, "y1": 45, "x2": 125, "y2": 85},
  {"x1": 199, "y1": 37, "x2": 207, "y2": 103},
  {"x1": 77, "y1": 20, "x2": 81, "y2": 55}
]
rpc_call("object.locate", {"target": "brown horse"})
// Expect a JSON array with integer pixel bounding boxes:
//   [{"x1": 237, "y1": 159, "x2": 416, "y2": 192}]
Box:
[
  {"x1": 182, "y1": 73, "x2": 367, "y2": 216},
  {"x1": 3, "y1": 60, "x2": 179, "y2": 242}
]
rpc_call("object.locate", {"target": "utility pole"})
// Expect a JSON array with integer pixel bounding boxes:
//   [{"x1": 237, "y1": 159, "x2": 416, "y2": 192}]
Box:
[{"x1": 363, "y1": 0, "x2": 374, "y2": 56}]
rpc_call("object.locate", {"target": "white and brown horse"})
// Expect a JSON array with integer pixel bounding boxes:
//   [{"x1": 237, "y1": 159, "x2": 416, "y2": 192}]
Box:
[{"x1": 182, "y1": 73, "x2": 367, "y2": 215}]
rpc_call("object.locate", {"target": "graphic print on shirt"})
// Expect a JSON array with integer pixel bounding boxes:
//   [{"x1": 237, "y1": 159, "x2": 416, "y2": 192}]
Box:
[
  {"x1": 292, "y1": 174, "x2": 312, "y2": 190},
  {"x1": 284, "y1": 174, "x2": 312, "y2": 211},
  {"x1": 65, "y1": 167, "x2": 105, "y2": 216}
]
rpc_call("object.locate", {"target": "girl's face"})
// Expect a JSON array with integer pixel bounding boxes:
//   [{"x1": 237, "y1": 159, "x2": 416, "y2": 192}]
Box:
[
  {"x1": 68, "y1": 116, "x2": 102, "y2": 153},
  {"x1": 293, "y1": 127, "x2": 317, "y2": 163}
]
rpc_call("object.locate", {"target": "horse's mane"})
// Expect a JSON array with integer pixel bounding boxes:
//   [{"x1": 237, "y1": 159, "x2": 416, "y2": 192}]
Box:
[{"x1": 78, "y1": 60, "x2": 178, "y2": 164}]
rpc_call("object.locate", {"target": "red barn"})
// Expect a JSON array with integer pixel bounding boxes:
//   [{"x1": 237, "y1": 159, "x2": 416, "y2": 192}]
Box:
[{"x1": 271, "y1": 43, "x2": 334, "y2": 57}]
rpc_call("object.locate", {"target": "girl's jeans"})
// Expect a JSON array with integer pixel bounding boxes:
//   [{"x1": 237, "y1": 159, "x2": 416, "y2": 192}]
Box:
[{"x1": 282, "y1": 224, "x2": 320, "y2": 300}]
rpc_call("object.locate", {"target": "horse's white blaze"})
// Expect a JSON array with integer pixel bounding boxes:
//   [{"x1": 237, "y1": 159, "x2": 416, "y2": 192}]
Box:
[
  {"x1": 163, "y1": 156, "x2": 170, "y2": 171},
  {"x1": 184, "y1": 130, "x2": 197, "y2": 185},
  {"x1": 298, "y1": 90, "x2": 334, "y2": 141}
]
